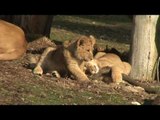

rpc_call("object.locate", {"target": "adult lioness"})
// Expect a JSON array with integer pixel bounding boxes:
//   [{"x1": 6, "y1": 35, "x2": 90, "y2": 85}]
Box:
[
  {"x1": 82, "y1": 52, "x2": 131, "y2": 83},
  {"x1": 33, "y1": 35, "x2": 96, "y2": 82},
  {"x1": 0, "y1": 20, "x2": 27, "y2": 60}
]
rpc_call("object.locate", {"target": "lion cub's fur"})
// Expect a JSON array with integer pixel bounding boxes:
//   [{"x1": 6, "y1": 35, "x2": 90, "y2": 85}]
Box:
[
  {"x1": 83, "y1": 52, "x2": 131, "y2": 83},
  {"x1": 0, "y1": 20, "x2": 27, "y2": 60},
  {"x1": 32, "y1": 35, "x2": 96, "y2": 82}
]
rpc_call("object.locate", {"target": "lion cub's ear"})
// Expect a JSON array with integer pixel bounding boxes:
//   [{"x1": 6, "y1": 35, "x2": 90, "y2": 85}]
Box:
[
  {"x1": 89, "y1": 35, "x2": 96, "y2": 46},
  {"x1": 76, "y1": 35, "x2": 96, "y2": 47},
  {"x1": 77, "y1": 37, "x2": 86, "y2": 47}
]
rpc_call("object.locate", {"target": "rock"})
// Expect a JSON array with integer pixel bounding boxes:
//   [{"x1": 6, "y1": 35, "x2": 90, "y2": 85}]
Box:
[{"x1": 131, "y1": 101, "x2": 141, "y2": 105}]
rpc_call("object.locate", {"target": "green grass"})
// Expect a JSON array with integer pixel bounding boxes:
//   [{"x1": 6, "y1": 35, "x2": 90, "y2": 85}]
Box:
[
  {"x1": 19, "y1": 86, "x2": 128, "y2": 105},
  {"x1": 50, "y1": 15, "x2": 132, "y2": 53},
  {"x1": 0, "y1": 77, "x2": 129, "y2": 105}
]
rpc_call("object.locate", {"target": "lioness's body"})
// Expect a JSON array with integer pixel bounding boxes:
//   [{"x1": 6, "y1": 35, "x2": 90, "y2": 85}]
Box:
[
  {"x1": 84, "y1": 52, "x2": 131, "y2": 83},
  {"x1": 33, "y1": 36, "x2": 96, "y2": 81},
  {"x1": 0, "y1": 20, "x2": 27, "y2": 60}
]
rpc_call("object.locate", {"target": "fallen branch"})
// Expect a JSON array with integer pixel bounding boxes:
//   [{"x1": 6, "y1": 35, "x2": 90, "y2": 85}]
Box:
[{"x1": 122, "y1": 74, "x2": 160, "y2": 94}]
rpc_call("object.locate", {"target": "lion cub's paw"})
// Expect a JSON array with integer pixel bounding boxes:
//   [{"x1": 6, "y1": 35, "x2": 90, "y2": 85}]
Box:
[
  {"x1": 78, "y1": 78, "x2": 91, "y2": 83},
  {"x1": 51, "y1": 71, "x2": 61, "y2": 78},
  {"x1": 113, "y1": 80, "x2": 125, "y2": 85},
  {"x1": 112, "y1": 77, "x2": 123, "y2": 84},
  {"x1": 33, "y1": 66, "x2": 43, "y2": 75}
]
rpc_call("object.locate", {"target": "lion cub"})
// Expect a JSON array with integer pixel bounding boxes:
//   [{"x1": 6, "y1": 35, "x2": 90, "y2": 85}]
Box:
[
  {"x1": 83, "y1": 52, "x2": 131, "y2": 83},
  {"x1": 33, "y1": 35, "x2": 96, "y2": 82}
]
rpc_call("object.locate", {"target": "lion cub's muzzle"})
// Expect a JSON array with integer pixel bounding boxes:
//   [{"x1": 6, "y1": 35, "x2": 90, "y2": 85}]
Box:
[{"x1": 84, "y1": 56, "x2": 93, "y2": 61}]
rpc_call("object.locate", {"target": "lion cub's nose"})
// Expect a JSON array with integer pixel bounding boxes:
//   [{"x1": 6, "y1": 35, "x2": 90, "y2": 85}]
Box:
[{"x1": 85, "y1": 56, "x2": 93, "y2": 61}]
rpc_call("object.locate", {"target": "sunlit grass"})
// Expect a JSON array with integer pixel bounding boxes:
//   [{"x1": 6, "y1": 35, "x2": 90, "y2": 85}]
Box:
[{"x1": 51, "y1": 15, "x2": 132, "y2": 53}]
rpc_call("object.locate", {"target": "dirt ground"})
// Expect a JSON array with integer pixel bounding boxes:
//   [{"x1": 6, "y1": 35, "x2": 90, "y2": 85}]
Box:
[{"x1": 0, "y1": 37, "x2": 159, "y2": 105}]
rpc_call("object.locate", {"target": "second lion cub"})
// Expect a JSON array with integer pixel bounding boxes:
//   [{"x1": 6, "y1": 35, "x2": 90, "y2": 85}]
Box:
[{"x1": 83, "y1": 52, "x2": 131, "y2": 83}]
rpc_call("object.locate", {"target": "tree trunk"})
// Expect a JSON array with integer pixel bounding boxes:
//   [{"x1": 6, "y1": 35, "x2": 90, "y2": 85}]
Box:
[
  {"x1": 0, "y1": 15, "x2": 53, "y2": 41},
  {"x1": 130, "y1": 15, "x2": 159, "y2": 81}
]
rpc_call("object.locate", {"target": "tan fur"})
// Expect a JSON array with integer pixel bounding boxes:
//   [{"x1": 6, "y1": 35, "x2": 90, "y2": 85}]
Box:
[
  {"x1": 84, "y1": 52, "x2": 131, "y2": 83},
  {"x1": 80, "y1": 60, "x2": 99, "y2": 75},
  {"x1": 0, "y1": 20, "x2": 27, "y2": 60},
  {"x1": 33, "y1": 35, "x2": 96, "y2": 82}
]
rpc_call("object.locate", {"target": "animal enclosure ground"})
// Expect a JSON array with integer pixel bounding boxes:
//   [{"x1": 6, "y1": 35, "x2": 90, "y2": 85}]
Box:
[{"x1": 0, "y1": 15, "x2": 159, "y2": 105}]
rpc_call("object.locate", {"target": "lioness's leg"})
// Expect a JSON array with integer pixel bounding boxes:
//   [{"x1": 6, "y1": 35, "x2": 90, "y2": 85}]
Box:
[
  {"x1": 33, "y1": 47, "x2": 56, "y2": 75},
  {"x1": 68, "y1": 63, "x2": 90, "y2": 82},
  {"x1": 111, "y1": 66, "x2": 123, "y2": 84}
]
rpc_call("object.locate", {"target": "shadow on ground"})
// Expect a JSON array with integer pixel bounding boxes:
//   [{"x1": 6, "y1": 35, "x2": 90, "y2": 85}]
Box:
[{"x1": 52, "y1": 16, "x2": 132, "y2": 44}]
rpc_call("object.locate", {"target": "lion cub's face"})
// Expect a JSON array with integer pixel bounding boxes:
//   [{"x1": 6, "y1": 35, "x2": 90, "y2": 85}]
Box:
[{"x1": 75, "y1": 35, "x2": 96, "y2": 61}]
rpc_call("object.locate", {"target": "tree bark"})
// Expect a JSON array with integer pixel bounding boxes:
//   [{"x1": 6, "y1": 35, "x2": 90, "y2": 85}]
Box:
[
  {"x1": 0, "y1": 15, "x2": 53, "y2": 41},
  {"x1": 130, "y1": 15, "x2": 159, "y2": 81}
]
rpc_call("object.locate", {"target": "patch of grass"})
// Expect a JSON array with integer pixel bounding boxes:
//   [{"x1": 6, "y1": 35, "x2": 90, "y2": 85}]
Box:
[
  {"x1": 22, "y1": 86, "x2": 128, "y2": 105},
  {"x1": 0, "y1": 78, "x2": 128, "y2": 105},
  {"x1": 51, "y1": 15, "x2": 132, "y2": 53}
]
